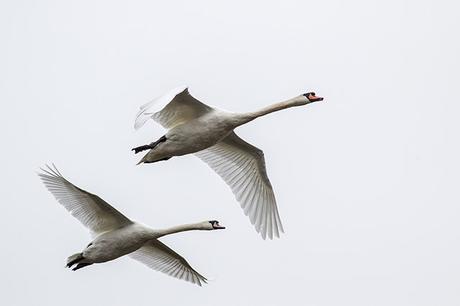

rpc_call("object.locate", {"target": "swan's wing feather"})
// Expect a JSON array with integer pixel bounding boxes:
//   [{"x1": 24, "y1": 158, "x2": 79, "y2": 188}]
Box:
[
  {"x1": 134, "y1": 86, "x2": 213, "y2": 130},
  {"x1": 195, "y1": 132, "x2": 284, "y2": 239},
  {"x1": 129, "y1": 240, "x2": 207, "y2": 286},
  {"x1": 38, "y1": 165, "x2": 132, "y2": 235}
]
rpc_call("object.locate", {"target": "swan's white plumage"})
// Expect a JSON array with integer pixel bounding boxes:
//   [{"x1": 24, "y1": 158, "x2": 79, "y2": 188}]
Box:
[
  {"x1": 38, "y1": 165, "x2": 214, "y2": 286},
  {"x1": 38, "y1": 165, "x2": 132, "y2": 236},
  {"x1": 135, "y1": 86, "x2": 213, "y2": 130},
  {"x1": 135, "y1": 85, "x2": 186, "y2": 130},
  {"x1": 134, "y1": 87, "x2": 290, "y2": 239},
  {"x1": 195, "y1": 132, "x2": 283, "y2": 239},
  {"x1": 130, "y1": 240, "x2": 207, "y2": 286}
]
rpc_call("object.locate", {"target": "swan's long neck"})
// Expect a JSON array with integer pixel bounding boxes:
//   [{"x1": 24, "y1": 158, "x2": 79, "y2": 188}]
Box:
[
  {"x1": 155, "y1": 222, "x2": 209, "y2": 238},
  {"x1": 234, "y1": 95, "x2": 309, "y2": 126}
]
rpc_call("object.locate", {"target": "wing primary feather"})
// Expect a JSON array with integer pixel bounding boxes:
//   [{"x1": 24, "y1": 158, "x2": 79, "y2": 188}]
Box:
[
  {"x1": 246, "y1": 177, "x2": 261, "y2": 225},
  {"x1": 265, "y1": 187, "x2": 273, "y2": 240},
  {"x1": 38, "y1": 164, "x2": 132, "y2": 235},
  {"x1": 195, "y1": 132, "x2": 283, "y2": 239},
  {"x1": 129, "y1": 240, "x2": 207, "y2": 286},
  {"x1": 254, "y1": 178, "x2": 265, "y2": 230}
]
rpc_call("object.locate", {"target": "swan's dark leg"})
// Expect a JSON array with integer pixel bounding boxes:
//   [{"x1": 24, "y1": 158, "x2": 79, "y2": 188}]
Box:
[
  {"x1": 72, "y1": 262, "x2": 93, "y2": 271},
  {"x1": 132, "y1": 135, "x2": 167, "y2": 154}
]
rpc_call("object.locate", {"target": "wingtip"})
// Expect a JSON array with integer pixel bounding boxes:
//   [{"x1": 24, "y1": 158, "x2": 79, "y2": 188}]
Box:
[
  {"x1": 258, "y1": 227, "x2": 284, "y2": 240},
  {"x1": 38, "y1": 163, "x2": 56, "y2": 177},
  {"x1": 134, "y1": 85, "x2": 189, "y2": 130},
  {"x1": 134, "y1": 113, "x2": 150, "y2": 131},
  {"x1": 197, "y1": 276, "x2": 208, "y2": 287}
]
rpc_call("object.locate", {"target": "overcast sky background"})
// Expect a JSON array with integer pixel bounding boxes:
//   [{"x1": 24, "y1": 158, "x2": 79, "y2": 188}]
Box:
[{"x1": 1, "y1": 1, "x2": 459, "y2": 305}]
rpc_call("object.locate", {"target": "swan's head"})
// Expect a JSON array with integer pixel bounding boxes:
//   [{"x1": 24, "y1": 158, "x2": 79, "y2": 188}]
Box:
[
  {"x1": 303, "y1": 92, "x2": 324, "y2": 103},
  {"x1": 207, "y1": 220, "x2": 226, "y2": 230}
]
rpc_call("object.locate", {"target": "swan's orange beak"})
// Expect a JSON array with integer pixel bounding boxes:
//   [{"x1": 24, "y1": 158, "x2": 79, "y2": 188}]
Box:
[{"x1": 304, "y1": 92, "x2": 324, "y2": 102}]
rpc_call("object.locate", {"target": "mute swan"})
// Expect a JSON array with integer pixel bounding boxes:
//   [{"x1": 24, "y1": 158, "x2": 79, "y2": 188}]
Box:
[
  {"x1": 133, "y1": 86, "x2": 323, "y2": 240},
  {"x1": 38, "y1": 165, "x2": 224, "y2": 286}
]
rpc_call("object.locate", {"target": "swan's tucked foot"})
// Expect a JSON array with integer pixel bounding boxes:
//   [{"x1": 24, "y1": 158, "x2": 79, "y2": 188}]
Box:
[
  {"x1": 132, "y1": 144, "x2": 153, "y2": 154},
  {"x1": 132, "y1": 135, "x2": 167, "y2": 154},
  {"x1": 72, "y1": 262, "x2": 93, "y2": 271},
  {"x1": 66, "y1": 252, "x2": 84, "y2": 268}
]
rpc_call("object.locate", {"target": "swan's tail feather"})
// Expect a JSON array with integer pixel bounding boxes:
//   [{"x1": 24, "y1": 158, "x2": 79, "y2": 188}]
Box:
[{"x1": 137, "y1": 155, "x2": 171, "y2": 165}]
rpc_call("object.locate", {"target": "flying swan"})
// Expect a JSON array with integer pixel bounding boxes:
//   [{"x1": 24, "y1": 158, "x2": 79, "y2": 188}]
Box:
[
  {"x1": 38, "y1": 165, "x2": 224, "y2": 286},
  {"x1": 133, "y1": 86, "x2": 323, "y2": 239}
]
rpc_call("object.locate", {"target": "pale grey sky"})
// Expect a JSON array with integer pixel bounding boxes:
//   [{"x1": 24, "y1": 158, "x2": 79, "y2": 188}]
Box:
[{"x1": 1, "y1": 1, "x2": 459, "y2": 305}]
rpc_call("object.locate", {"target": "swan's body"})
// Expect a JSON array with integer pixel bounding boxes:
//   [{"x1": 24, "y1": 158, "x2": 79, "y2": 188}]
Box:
[
  {"x1": 82, "y1": 224, "x2": 153, "y2": 263},
  {"x1": 133, "y1": 86, "x2": 323, "y2": 239},
  {"x1": 38, "y1": 165, "x2": 224, "y2": 286},
  {"x1": 154, "y1": 110, "x2": 240, "y2": 158}
]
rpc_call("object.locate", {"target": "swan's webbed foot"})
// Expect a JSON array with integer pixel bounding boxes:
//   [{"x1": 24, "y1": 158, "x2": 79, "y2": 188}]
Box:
[
  {"x1": 132, "y1": 136, "x2": 167, "y2": 154},
  {"x1": 66, "y1": 253, "x2": 84, "y2": 268},
  {"x1": 72, "y1": 262, "x2": 93, "y2": 271},
  {"x1": 66, "y1": 251, "x2": 93, "y2": 271}
]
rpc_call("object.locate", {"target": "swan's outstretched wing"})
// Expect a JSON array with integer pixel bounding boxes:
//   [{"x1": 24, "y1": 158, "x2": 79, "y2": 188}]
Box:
[
  {"x1": 38, "y1": 165, "x2": 132, "y2": 236},
  {"x1": 195, "y1": 132, "x2": 283, "y2": 239},
  {"x1": 129, "y1": 240, "x2": 207, "y2": 286},
  {"x1": 134, "y1": 86, "x2": 214, "y2": 130}
]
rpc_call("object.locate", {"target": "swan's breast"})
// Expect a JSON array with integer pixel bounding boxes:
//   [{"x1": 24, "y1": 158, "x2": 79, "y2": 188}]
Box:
[
  {"x1": 84, "y1": 224, "x2": 152, "y2": 263},
  {"x1": 165, "y1": 111, "x2": 235, "y2": 155}
]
